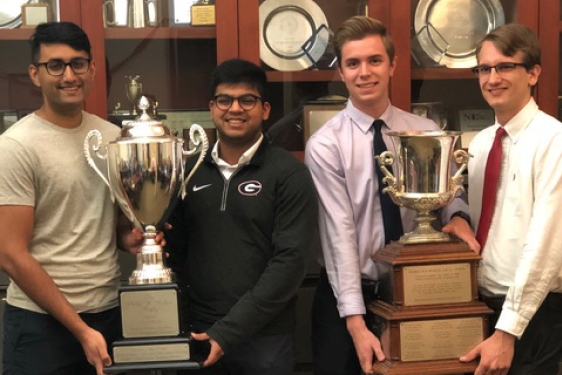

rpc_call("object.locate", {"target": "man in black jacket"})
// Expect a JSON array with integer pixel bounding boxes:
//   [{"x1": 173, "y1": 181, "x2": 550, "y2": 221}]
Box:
[{"x1": 166, "y1": 59, "x2": 318, "y2": 375}]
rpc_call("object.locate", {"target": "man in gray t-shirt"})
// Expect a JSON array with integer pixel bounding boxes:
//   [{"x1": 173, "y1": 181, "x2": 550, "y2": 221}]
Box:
[{"x1": 0, "y1": 22, "x2": 146, "y2": 375}]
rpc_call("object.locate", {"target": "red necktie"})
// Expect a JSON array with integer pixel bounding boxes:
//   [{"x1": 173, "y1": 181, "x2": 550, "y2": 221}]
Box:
[{"x1": 475, "y1": 127, "x2": 507, "y2": 250}]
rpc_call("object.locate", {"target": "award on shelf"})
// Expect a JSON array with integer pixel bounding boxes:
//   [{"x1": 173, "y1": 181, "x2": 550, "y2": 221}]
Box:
[
  {"x1": 191, "y1": 0, "x2": 215, "y2": 26},
  {"x1": 125, "y1": 75, "x2": 143, "y2": 115},
  {"x1": 84, "y1": 96, "x2": 209, "y2": 373},
  {"x1": 21, "y1": 0, "x2": 52, "y2": 28},
  {"x1": 371, "y1": 131, "x2": 492, "y2": 375}
]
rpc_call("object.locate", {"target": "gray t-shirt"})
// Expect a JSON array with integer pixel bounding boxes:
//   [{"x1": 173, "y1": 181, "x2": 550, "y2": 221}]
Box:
[{"x1": 0, "y1": 112, "x2": 122, "y2": 313}]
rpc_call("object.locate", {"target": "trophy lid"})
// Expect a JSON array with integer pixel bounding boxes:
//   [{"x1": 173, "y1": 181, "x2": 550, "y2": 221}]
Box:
[{"x1": 119, "y1": 96, "x2": 172, "y2": 139}]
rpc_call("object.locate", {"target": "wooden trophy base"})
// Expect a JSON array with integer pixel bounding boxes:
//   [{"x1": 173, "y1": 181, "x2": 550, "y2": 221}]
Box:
[
  {"x1": 373, "y1": 358, "x2": 477, "y2": 375},
  {"x1": 371, "y1": 241, "x2": 492, "y2": 374},
  {"x1": 104, "y1": 283, "x2": 199, "y2": 372}
]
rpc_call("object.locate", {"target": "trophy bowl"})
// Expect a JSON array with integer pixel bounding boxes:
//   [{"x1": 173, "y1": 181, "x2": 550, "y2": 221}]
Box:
[
  {"x1": 375, "y1": 130, "x2": 469, "y2": 244},
  {"x1": 84, "y1": 96, "x2": 208, "y2": 284}
]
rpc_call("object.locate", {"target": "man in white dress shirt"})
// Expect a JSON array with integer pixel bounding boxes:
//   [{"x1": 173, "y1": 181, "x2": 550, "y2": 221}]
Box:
[
  {"x1": 305, "y1": 16, "x2": 478, "y2": 375},
  {"x1": 460, "y1": 23, "x2": 562, "y2": 375}
]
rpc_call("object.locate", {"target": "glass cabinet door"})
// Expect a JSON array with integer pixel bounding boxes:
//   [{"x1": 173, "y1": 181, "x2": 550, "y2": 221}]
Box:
[
  {"x1": 238, "y1": 0, "x2": 376, "y2": 153},
  {"x1": 81, "y1": 0, "x2": 237, "y2": 139},
  {"x1": 400, "y1": 0, "x2": 535, "y2": 148}
]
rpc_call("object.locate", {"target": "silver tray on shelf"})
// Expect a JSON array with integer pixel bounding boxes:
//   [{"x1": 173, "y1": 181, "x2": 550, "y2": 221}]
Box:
[
  {"x1": 0, "y1": 0, "x2": 31, "y2": 29},
  {"x1": 413, "y1": 0, "x2": 505, "y2": 68},
  {"x1": 259, "y1": 0, "x2": 329, "y2": 71}
]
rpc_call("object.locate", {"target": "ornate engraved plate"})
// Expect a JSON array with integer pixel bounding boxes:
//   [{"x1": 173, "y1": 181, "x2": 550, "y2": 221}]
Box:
[
  {"x1": 259, "y1": 0, "x2": 329, "y2": 71},
  {"x1": 413, "y1": 0, "x2": 505, "y2": 68}
]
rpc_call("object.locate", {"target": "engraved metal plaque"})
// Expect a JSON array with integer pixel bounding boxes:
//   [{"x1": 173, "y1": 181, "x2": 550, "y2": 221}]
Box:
[
  {"x1": 120, "y1": 288, "x2": 180, "y2": 338},
  {"x1": 400, "y1": 317, "x2": 484, "y2": 362},
  {"x1": 191, "y1": 1, "x2": 215, "y2": 26},
  {"x1": 403, "y1": 263, "x2": 472, "y2": 306},
  {"x1": 114, "y1": 342, "x2": 190, "y2": 363}
]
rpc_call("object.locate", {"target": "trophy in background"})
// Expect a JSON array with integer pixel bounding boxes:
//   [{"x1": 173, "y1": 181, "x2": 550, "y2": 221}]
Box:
[
  {"x1": 191, "y1": 0, "x2": 215, "y2": 26},
  {"x1": 371, "y1": 131, "x2": 491, "y2": 375},
  {"x1": 126, "y1": 75, "x2": 143, "y2": 115},
  {"x1": 84, "y1": 96, "x2": 208, "y2": 372}
]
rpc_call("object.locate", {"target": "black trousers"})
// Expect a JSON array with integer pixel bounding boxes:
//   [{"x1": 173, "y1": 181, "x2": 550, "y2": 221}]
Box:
[
  {"x1": 311, "y1": 269, "x2": 379, "y2": 375},
  {"x1": 482, "y1": 293, "x2": 562, "y2": 375},
  {"x1": 2, "y1": 304, "x2": 121, "y2": 375},
  {"x1": 178, "y1": 319, "x2": 294, "y2": 375}
]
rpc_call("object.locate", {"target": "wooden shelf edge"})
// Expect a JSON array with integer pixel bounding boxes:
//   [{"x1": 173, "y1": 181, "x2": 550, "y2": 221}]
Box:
[
  {"x1": 266, "y1": 69, "x2": 341, "y2": 82},
  {"x1": 0, "y1": 28, "x2": 34, "y2": 41},
  {"x1": 105, "y1": 26, "x2": 216, "y2": 40},
  {"x1": 411, "y1": 67, "x2": 477, "y2": 80}
]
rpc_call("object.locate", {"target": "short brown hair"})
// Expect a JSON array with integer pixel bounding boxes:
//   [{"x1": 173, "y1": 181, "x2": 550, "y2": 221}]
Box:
[
  {"x1": 475, "y1": 23, "x2": 541, "y2": 68},
  {"x1": 333, "y1": 16, "x2": 395, "y2": 67}
]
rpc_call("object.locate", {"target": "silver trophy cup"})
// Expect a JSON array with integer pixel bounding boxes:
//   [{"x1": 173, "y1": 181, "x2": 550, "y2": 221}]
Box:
[
  {"x1": 375, "y1": 130, "x2": 469, "y2": 244},
  {"x1": 85, "y1": 96, "x2": 208, "y2": 283},
  {"x1": 84, "y1": 96, "x2": 207, "y2": 370}
]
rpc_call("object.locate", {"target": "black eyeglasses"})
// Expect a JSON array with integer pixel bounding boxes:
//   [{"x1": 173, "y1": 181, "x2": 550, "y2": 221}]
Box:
[
  {"x1": 212, "y1": 94, "x2": 262, "y2": 111},
  {"x1": 471, "y1": 62, "x2": 528, "y2": 76},
  {"x1": 33, "y1": 58, "x2": 91, "y2": 76}
]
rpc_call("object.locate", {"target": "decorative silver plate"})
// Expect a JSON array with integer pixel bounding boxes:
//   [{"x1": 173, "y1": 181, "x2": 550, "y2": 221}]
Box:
[
  {"x1": 0, "y1": 0, "x2": 30, "y2": 29},
  {"x1": 413, "y1": 0, "x2": 505, "y2": 68},
  {"x1": 259, "y1": 0, "x2": 329, "y2": 71}
]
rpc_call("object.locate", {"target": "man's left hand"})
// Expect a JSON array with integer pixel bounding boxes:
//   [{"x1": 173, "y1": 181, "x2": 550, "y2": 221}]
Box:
[
  {"x1": 191, "y1": 332, "x2": 224, "y2": 367},
  {"x1": 460, "y1": 329, "x2": 515, "y2": 375}
]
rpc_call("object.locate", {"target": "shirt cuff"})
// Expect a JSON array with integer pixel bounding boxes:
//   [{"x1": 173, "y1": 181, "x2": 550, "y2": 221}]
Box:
[{"x1": 450, "y1": 210, "x2": 471, "y2": 226}]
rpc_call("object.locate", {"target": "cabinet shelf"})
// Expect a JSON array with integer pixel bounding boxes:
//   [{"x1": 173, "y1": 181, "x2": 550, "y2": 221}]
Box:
[
  {"x1": 104, "y1": 27, "x2": 216, "y2": 40},
  {"x1": 411, "y1": 68, "x2": 477, "y2": 80},
  {"x1": 0, "y1": 29, "x2": 34, "y2": 41},
  {"x1": 266, "y1": 69, "x2": 340, "y2": 82}
]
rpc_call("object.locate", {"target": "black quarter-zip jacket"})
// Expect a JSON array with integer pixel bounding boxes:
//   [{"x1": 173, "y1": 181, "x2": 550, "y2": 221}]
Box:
[{"x1": 166, "y1": 138, "x2": 318, "y2": 353}]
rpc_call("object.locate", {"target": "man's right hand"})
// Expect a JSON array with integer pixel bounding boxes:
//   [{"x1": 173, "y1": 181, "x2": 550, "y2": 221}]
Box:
[
  {"x1": 346, "y1": 314, "x2": 386, "y2": 374},
  {"x1": 78, "y1": 327, "x2": 112, "y2": 375}
]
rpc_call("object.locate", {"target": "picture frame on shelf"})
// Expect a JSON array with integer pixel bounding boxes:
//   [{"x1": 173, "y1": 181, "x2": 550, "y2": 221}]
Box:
[
  {"x1": 21, "y1": 0, "x2": 53, "y2": 28},
  {"x1": 303, "y1": 102, "x2": 346, "y2": 142}
]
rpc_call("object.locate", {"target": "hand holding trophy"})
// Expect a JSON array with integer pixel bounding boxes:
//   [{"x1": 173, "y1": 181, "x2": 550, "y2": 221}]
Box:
[{"x1": 84, "y1": 96, "x2": 208, "y2": 372}]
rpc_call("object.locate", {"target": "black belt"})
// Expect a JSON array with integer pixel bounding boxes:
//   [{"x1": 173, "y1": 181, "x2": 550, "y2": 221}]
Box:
[{"x1": 480, "y1": 292, "x2": 562, "y2": 312}]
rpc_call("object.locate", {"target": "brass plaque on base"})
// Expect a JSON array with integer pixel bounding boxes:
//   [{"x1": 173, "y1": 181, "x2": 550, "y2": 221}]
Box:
[
  {"x1": 403, "y1": 263, "x2": 472, "y2": 306},
  {"x1": 375, "y1": 241, "x2": 481, "y2": 306},
  {"x1": 400, "y1": 317, "x2": 483, "y2": 362},
  {"x1": 120, "y1": 284, "x2": 180, "y2": 338},
  {"x1": 113, "y1": 336, "x2": 190, "y2": 364}
]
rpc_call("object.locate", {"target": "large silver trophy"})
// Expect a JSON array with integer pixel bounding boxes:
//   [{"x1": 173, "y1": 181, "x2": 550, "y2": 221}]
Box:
[
  {"x1": 375, "y1": 130, "x2": 469, "y2": 244},
  {"x1": 84, "y1": 96, "x2": 208, "y2": 372}
]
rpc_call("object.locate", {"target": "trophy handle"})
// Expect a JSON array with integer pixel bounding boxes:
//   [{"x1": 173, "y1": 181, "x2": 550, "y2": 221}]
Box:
[
  {"x1": 181, "y1": 124, "x2": 210, "y2": 199},
  {"x1": 84, "y1": 130, "x2": 115, "y2": 202},
  {"x1": 374, "y1": 151, "x2": 397, "y2": 188},
  {"x1": 451, "y1": 150, "x2": 469, "y2": 194}
]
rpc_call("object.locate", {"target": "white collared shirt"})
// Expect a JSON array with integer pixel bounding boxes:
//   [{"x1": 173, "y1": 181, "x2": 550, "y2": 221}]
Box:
[
  {"x1": 212, "y1": 134, "x2": 263, "y2": 180},
  {"x1": 468, "y1": 98, "x2": 562, "y2": 338}
]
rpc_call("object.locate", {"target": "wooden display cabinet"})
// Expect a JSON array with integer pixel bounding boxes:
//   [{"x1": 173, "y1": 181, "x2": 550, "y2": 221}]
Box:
[{"x1": 235, "y1": 0, "x2": 560, "y2": 150}]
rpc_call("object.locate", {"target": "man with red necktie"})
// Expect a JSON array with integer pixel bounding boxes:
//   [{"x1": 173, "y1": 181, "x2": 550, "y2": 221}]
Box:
[{"x1": 462, "y1": 23, "x2": 562, "y2": 375}]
